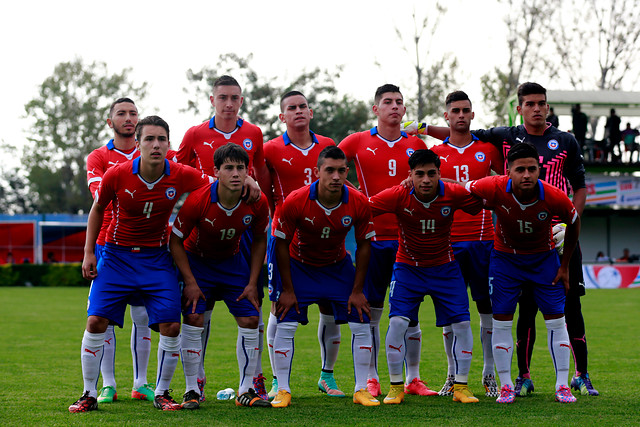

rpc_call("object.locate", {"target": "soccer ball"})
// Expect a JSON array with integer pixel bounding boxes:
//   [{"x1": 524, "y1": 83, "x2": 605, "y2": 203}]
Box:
[{"x1": 552, "y1": 223, "x2": 566, "y2": 255}]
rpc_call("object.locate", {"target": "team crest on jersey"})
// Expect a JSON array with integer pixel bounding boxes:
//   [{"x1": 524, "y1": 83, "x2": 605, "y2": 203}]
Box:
[
  {"x1": 242, "y1": 215, "x2": 253, "y2": 225},
  {"x1": 537, "y1": 211, "x2": 548, "y2": 221},
  {"x1": 548, "y1": 139, "x2": 559, "y2": 150},
  {"x1": 441, "y1": 206, "x2": 452, "y2": 217},
  {"x1": 165, "y1": 187, "x2": 177, "y2": 200},
  {"x1": 341, "y1": 216, "x2": 353, "y2": 227},
  {"x1": 475, "y1": 152, "x2": 486, "y2": 162},
  {"x1": 406, "y1": 148, "x2": 415, "y2": 157},
  {"x1": 243, "y1": 139, "x2": 253, "y2": 151}
]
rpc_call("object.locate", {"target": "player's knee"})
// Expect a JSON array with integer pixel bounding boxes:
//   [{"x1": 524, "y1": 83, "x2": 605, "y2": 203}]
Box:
[
  {"x1": 475, "y1": 298, "x2": 492, "y2": 314},
  {"x1": 159, "y1": 321, "x2": 180, "y2": 337},
  {"x1": 236, "y1": 315, "x2": 259, "y2": 329},
  {"x1": 86, "y1": 315, "x2": 109, "y2": 333}
]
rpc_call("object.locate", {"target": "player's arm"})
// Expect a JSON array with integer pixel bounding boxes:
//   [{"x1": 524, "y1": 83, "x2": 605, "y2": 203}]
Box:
[
  {"x1": 236, "y1": 229, "x2": 267, "y2": 311},
  {"x1": 82, "y1": 200, "x2": 105, "y2": 280},
  {"x1": 368, "y1": 187, "x2": 398, "y2": 217},
  {"x1": 176, "y1": 128, "x2": 195, "y2": 166},
  {"x1": 169, "y1": 232, "x2": 205, "y2": 314},
  {"x1": 572, "y1": 187, "x2": 586, "y2": 217},
  {"x1": 552, "y1": 215, "x2": 581, "y2": 293},
  {"x1": 274, "y1": 237, "x2": 299, "y2": 320},
  {"x1": 348, "y1": 238, "x2": 371, "y2": 322}
]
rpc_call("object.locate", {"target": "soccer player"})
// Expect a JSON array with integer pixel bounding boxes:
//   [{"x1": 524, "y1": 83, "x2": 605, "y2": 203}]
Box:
[
  {"x1": 70, "y1": 115, "x2": 211, "y2": 413},
  {"x1": 465, "y1": 142, "x2": 580, "y2": 404},
  {"x1": 431, "y1": 91, "x2": 503, "y2": 398},
  {"x1": 270, "y1": 146, "x2": 377, "y2": 408},
  {"x1": 263, "y1": 91, "x2": 340, "y2": 398},
  {"x1": 338, "y1": 84, "x2": 430, "y2": 398},
  {"x1": 369, "y1": 149, "x2": 482, "y2": 405},
  {"x1": 177, "y1": 75, "x2": 270, "y2": 401},
  {"x1": 170, "y1": 143, "x2": 271, "y2": 409}
]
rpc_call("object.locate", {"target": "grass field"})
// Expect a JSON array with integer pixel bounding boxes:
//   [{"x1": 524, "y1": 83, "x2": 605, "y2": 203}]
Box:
[{"x1": 1, "y1": 287, "x2": 639, "y2": 426}]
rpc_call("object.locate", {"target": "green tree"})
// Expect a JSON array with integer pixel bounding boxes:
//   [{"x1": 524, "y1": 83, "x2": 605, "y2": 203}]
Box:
[{"x1": 23, "y1": 58, "x2": 147, "y2": 213}]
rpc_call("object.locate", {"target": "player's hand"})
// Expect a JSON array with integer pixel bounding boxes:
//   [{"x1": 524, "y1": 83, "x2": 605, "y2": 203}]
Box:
[
  {"x1": 182, "y1": 281, "x2": 205, "y2": 314},
  {"x1": 237, "y1": 284, "x2": 260, "y2": 312},
  {"x1": 552, "y1": 223, "x2": 566, "y2": 255},
  {"x1": 401, "y1": 175, "x2": 414, "y2": 189},
  {"x1": 347, "y1": 291, "x2": 370, "y2": 322},
  {"x1": 82, "y1": 253, "x2": 98, "y2": 280},
  {"x1": 552, "y1": 265, "x2": 570, "y2": 295},
  {"x1": 242, "y1": 176, "x2": 262, "y2": 204},
  {"x1": 276, "y1": 290, "x2": 299, "y2": 321}
]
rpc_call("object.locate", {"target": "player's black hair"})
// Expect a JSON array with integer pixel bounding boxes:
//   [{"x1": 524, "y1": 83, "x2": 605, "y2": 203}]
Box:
[
  {"x1": 507, "y1": 142, "x2": 540, "y2": 166},
  {"x1": 214, "y1": 143, "x2": 250, "y2": 169},
  {"x1": 280, "y1": 90, "x2": 307, "y2": 112},
  {"x1": 135, "y1": 115, "x2": 169, "y2": 141},
  {"x1": 408, "y1": 149, "x2": 441, "y2": 169},
  {"x1": 374, "y1": 84, "x2": 402, "y2": 104},
  {"x1": 213, "y1": 75, "x2": 241, "y2": 91},
  {"x1": 317, "y1": 146, "x2": 346, "y2": 168},
  {"x1": 445, "y1": 90, "x2": 471, "y2": 107},
  {"x1": 517, "y1": 82, "x2": 547, "y2": 106},
  {"x1": 109, "y1": 97, "x2": 136, "y2": 117}
]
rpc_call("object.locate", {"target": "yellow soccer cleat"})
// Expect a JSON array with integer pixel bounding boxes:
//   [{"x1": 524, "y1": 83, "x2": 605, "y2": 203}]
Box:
[
  {"x1": 353, "y1": 388, "x2": 380, "y2": 406},
  {"x1": 383, "y1": 384, "x2": 405, "y2": 405},
  {"x1": 453, "y1": 383, "x2": 479, "y2": 403},
  {"x1": 271, "y1": 390, "x2": 291, "y2": 408}
]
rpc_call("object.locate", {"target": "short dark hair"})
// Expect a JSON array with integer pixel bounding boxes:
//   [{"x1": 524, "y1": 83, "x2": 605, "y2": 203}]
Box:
[
  {"x1": 408, "y1": 149, "x2": 441, "y2": 169},
  {"x1": 214, "y1": 143, "x2": 250, "y2": 169},
  {"x1": 213, "y1": 75, "x2": 241, "y2": 91},
  {"x1": 517, "y1": 82, "x2": 546, "y2": 106},
  {"x1": 445, "y1": 91, "x2": 471, "y2": 107},
  {"x1": 135, "y1": 115, "x2": 169, "y2": 141},
  {"x1": 280, "y1": 90, "x2": 307, "y2": 112},
  {"x1": 374, "y1": 84, "x2": 402, "y2": 104},
  {"x1": 109, "y1": 97, "x2": 136, "y2": 117},
  {"x1": 317, "y1": 146, "x2": 346, "y2": 168},
  {"x1": 507, "y1": 142, "x2": 540, "y2": 166}
]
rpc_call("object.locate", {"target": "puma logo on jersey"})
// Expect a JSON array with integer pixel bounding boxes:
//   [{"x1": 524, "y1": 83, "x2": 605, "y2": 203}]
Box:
[
  {"x1": 305, "y1": 217, "x2": 315, "y2": 225},
  {"x1": 125, "y1": 189, "x2": 136, "y2": 198},
  {"x1": 282, "y1": 157, "x2": 293, "y2": 165},
  {"x1": 88, "y1": 168, "x2": 96, "y2": 175},
  {"x1": 108, "y1": 161, "x2": 119, "y2": 166},
  {"x1": 440, "y1": 155, "x2": 450, "y2": 163},
  {"x1": 366, "y1": 147, "x2": 378, "y2": 155},
  {"x1": 204, "y1": 218, "x2": 216, "y2": 227},
  {"x1": 203, "y1": 141, "x2": 214, "y2": 148},
  {"x1": 515, "y1": 137, "x2": 525, "y2": 143},
  {"x1": 403, "y1": 208, "x2": 414, "y2": 216},
  {"x1": 501, "y1": 205, "x2": 511, "y2": 214},
  {"x1": 175, "y1": 217, "x2": 183, "y2": 228},
  {"x1": 277, "y1": 218, "x2": 284, "y2": 227},
  {"x1": 84, "y1": 348, "x2": 100, "y2": 357}
]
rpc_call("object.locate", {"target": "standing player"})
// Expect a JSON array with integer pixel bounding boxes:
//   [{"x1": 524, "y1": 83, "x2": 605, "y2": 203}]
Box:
[
  {"x1": 177, "y1": 75, "x2": 270, "y2": 401},
  {"x1": 369, "y1": 149, "x2": 482, "y2": 405},
  {"x1": 465, "y1": 142, "x2": 580, "y2": 404},
  {"x1": 431, "y1": 91, "x2": 503, "y2": 398},
  {"x1": 70, "y1": 116, "x2": 211, "y2": 412},
  {"x1": 338, "y1": 84, "x2": 430, "y2": 398},
  {"x1": 270, "y1": 146, "x2": 377, "y2": 408},
  {"x1": 263, "y1": 91, "x2": 340, "y2": 398},
  {"x1": 170, "y1": 143, "x2": 271, "y2": 409}
]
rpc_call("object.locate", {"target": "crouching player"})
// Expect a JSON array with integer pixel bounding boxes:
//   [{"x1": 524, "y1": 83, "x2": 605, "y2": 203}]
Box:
[
  {"x1": 71, "y1": 116, "x2": 211, "y2": 412},
  {"x1": 170, "y1": 143, "x2": 271, "y2": 409},
  {"x1": 271, "y1": 146, "x2": 378, "y2": 408},
  {"x1": 368, "y1": 149, "x2": 483, "y2": 405},
  {"x1": 465, "y1": 142, "x2": 580, "y2": 404}
]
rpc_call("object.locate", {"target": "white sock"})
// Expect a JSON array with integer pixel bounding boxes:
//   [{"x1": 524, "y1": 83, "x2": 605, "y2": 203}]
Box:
[
  {"x1": 254, "y1": 310, "x2": 264, "y2": 378},
  {"x1": 237, "y1": 327, "x2": 259, "y2": 395},
  {"x1": 130, "y1": 305, "x2": 151, "y2": 388},
  {"x1": 442, "y1": 325, "x2": 455, "y2": 376},
  {"x1": 545, "y1": 317, "x2": 571, "y2": 389},
  {"x1": 81, "y1": 330, "x2": 106, "y2": 398},
  {"x1": 368, "y1": 307, "x2": 383, "y2": 381},
  {"x1": 404, "y1": 324, "x2": 422, "y2": 382},
  {"x1": 155, "y1": 335, "x2": 180, "y2": 396},
  {"x1": 451, "y1": 321, "x2": 473, "y2": 383},
  {"x1": 479, "y1": 313, "x2": 495, "y2": 377},
  {"x1": 386, "y1": 316, "x2": 409, "y2": 383},
  {"x1": 181, "y1": 324, "x2": 204, "y2": 394},
  {"x1": 100, "y1": 325, "x2": 116, "y2": 388},
  {"x1": 492, "y1": 319, "x2": 514, "y2": 388},
  {"x1": 267, "y1": 312, "x2": 278, "y2": 379},
  {"x1": 199, "y1": 309, "x2": 213, "y2": 380},
  {"x1": 273, "y1": 321, "x2": 297, "y2": 392},
  {"x1": 349, "y1": 322, "x2": 372, "y2": 391},
  {"x1": 318, "y1": 313, "x2": 341, "y2": 371}
]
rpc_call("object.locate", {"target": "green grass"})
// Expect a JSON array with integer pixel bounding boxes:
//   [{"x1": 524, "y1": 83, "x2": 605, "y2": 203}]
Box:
[{"x1": 1, "y1": 287, "x2": 639, "y2": 426}]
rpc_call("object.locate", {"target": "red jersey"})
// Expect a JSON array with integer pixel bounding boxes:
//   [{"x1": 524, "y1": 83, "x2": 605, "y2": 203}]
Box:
[
  {"x1": 264, "y1": 131, "x2": 335, "y2": 235},
  {"x1": 339, "y1": 127, "x2": 427, "y2": 240},
  {"x1": 466, "y1": 175, "x2": 578, "y2": 255},
  {"x1": 172, "y1": 181, "x2": 269, "y2": 259},
  {"x1": 274, "y1": 181, "x2": 375, "y2": 267},
  {"x1": 369, "y1": 182, "x2": 483, "y2": 268},
  {"x1": 177, "y1": 117, "x2": 264, "y2": 176},
  {"x1": 97, "y1": 158, "x2": 210, "y2": 247},
  {"x1": 432, "y1": 136, "x2": 502, "y2": 242}
]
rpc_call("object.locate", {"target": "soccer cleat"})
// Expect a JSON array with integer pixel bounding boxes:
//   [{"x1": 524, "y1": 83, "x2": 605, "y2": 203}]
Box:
[
  {"x1": 367, "y1": 378, "x2": 382, "y2": 397},
  {"x1": 153, "y1": 390, "x2": 181, "y2": 411},
  {"x1": 496, "y1": 384, "x2": 516, "y2": 404},
  {"x1": 514, "y1": 376, "x2": 534, "y2": 396},
  {"x1": 268, "y1": 378, "x2": 278, "y2": 399},
  {"x1": 555, "y1": 385, "x2": 577, "y2": 403},
  {"x1": 181, "y1": 390, "x2": 200, "y2": 410},
  {"x1": 132, "y1": 384, "x2": 155, "y2": 401},
  {"x1": 353, "y1": 388, "x2": 380, "y2": 406},
  {"x1": 97, "y1": 386, "x2": 117, "y2": 403},
  {"x1": 253, "y1": 374, "x2": 269, "y2": 401},
  {"x1": 405, "y1": 377, "x2": 438, "y2": 396},
  {"x1": 383, "y1": 384, "x2": 404, "y2": 404},
  {"x1": 69, "y1": 391, "x2": 98, "y2": 413},
  {"x1": 197, "y1": 377, "x2": 206, "y2": 402},
  {"x1": 236, "y1": 388, "x2": 272, "y2": 408},
  {"x1": 271, "y1": 390, "x2": 291, "y2": 408},
  {"x1": 438, "y1": 375, "x2": 455, "y2": 396},
  {"x1": 453, "y1": 383, "x2": 479, "y2": 403},
  {"x1": 318, "y1": 372, "x2": 346, "y2": 397},
  {"x1": 483, "y1": 374, "x2": 500, "y2": 397},
  {"x1": 571, "y1": 373, "x2": 599, "y2": 396}
]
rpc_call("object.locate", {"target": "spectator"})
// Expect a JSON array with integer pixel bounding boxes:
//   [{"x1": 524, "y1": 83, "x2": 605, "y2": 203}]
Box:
[
  {"x1": 547, "y1": 107, "x2": 559, "y2": 128},
  {"x1": 616, "y1": 248, "x2": 631, "y2": 263},
  {"x1": 595, "y1": 251, "x2": 611, "y2": 263},
  {"x1": 621, "y1": 123, "x2": 639, "y2": 163},
  {"x1": 5, "y1": 252, "x2": 15, "y2": 265},
  {"x1": 46, "y1": 251, "x2": 57, "y2": 263},
  {"x1": 604, "y1": 109, "x2": 622, "y2": 162},
  {"x1": 571, "y1": 104, "x2": 588, "y2": 155}
]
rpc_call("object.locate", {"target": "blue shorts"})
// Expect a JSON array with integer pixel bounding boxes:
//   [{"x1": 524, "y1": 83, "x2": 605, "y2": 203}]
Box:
[
  {"x1": 95, "y1": 244, "x2": 145, "y2": 307},
  {"x1": 389, "y1": 261, "x2": 470, "y2": 327},
  {"x1": 266, "y1": 234, "x2": 281, "y2": 302},
  {"x1": 452, "y1": 240, "x2": 493, "y2": 302},
  {"x1": 183, "y1": 251, "x2": 259, "y2": 318},
  {"x1": 87, "y1": 244, "x2": 180, "y2": 328},
  {"x1": 489, "y1": 249, "x2": 565, "y2": 316},
  {"x1": 239, "y1": 227, "x2": 265, "y2": 300},
  {"x1": 362, "y1": 240, "x2": 398, "y2": 305},
  {"x1": 278, "y1": 254, "x2": 369, "y2": 325}
]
